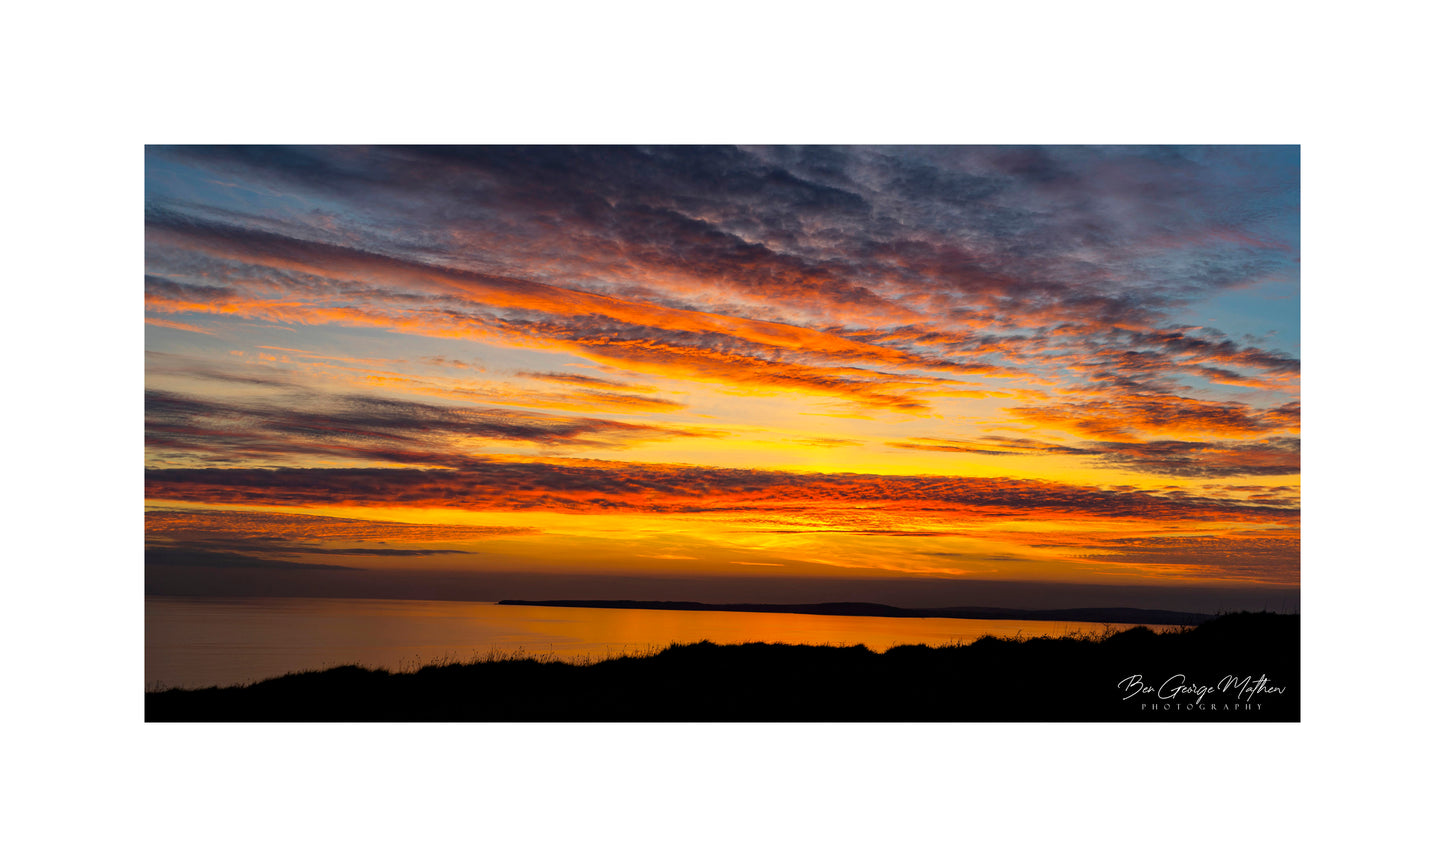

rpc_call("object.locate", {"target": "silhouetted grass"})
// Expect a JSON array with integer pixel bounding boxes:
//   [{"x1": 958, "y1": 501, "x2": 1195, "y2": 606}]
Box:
[{"x1": 146, "y1": 612, "x2": 1298, "y2": 722}]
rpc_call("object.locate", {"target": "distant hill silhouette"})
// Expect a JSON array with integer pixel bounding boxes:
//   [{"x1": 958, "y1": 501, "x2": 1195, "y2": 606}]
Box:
[
  {"x1": 147, "y1": 612, "x2": 1297, "y2": 722},
  {"x1": 497, "y1": 598, "x2": 1216, "y2": 626}
]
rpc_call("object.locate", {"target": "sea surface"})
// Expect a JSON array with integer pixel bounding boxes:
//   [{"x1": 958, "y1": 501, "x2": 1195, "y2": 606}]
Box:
[{"x1": 145, "y1": 595, "x2": 1172, "y2": 690}]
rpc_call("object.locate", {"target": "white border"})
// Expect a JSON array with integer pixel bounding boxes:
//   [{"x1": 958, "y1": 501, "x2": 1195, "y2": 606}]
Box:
[{"x1": 13, "y1": 3, "x2": 1437, "y2": 864}]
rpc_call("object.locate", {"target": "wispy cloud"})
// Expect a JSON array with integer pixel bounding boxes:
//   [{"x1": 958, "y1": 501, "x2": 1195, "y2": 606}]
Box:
[
  {"x1": 1062, "y1": 531, "x2": 1299, "y2": 582},
  {"x1": 889, "y1": 434, "x2": 1300, "y2": 478},
  {"x1": 146, "y1": 388, "x2": 716, "y2": 467},
  {"x1": 146, "y1": 508, "x2": 536, "y2": 541},
  {"x1": 145, "y1": 459, "x2": 1298, "y2": 525},
  {"x1": 144, "y1": 146, "x2": 1300, "y2": 598}
]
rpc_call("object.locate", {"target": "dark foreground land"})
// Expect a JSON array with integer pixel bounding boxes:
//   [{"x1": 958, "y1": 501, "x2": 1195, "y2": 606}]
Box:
[{"x1": 146, "y1": 612, "x2": 1298, "y2": 722}]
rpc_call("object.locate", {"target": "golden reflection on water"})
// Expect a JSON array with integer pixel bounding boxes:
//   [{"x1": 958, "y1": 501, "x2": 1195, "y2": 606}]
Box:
[{"x1": 146, "y1": 596, "x2": 1169, "y2": 689}]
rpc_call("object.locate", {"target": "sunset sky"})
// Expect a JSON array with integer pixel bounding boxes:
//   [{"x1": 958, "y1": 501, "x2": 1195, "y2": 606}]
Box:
[{"x1": 144, "y1": 145, "x2": 1299, "y2": 611}]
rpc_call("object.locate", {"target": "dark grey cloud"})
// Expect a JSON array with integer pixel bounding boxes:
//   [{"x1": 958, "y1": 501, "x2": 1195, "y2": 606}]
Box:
[
  {"x1": 145, "y1": 387, "x2": 710, "y2": 467},
  {"x1": 519, "y1": 371, "x2": 640, "y2": 389},
  {"x1": 145, "y1": 350, "x2": 300, "y2": 390},
  {"x1": 149, "y1": 539, "x2": 468, "y2": 558},
  {"x1": 889, "y1": 434, "x2": 1300, "y2": 478},
  {"x1": 1067, "y1": 533, "x2": 1300, "y2": 582},
  {"x1": 144, "y1": 459, "x2": 1299, "y2": 524},
  {"x1": 145, "y1": 546, "x2": 362, "y2": 571},
  {"x1": 150, "y1": 145, "x2": 1299, "y2": 335},
  {"x1": 146, "y1": 147, "x2": 1298, "y2": 421}
]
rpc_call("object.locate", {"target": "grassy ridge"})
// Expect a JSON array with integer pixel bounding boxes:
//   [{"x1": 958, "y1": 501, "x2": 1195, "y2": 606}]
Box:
[{"x1": 146, "y1": 612, "x2": 1298, "y2": 722}]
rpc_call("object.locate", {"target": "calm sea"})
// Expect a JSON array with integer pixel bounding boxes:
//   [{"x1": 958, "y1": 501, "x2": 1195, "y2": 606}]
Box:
[{"x1": 145, "y1": 595, "x2": 1171, "y2": 689}]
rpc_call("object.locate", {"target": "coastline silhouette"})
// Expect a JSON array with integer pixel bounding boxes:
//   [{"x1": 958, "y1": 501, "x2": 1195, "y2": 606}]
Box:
[
  {"x1": 147, "y1": 611, "x2": 1298, "y2": 722},
  {"x1": 497, "y1": 599, "x2": 1217, "y2": 626}
]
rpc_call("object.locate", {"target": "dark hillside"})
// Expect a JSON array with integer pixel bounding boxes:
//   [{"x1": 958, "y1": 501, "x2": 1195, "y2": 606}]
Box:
[{"x1": 147, "y1": 612, "x2": 1298, "y2": 722}]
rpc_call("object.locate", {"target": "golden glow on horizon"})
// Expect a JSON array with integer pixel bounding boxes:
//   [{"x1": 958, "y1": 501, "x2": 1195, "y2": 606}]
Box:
[{"x1": 144, "y1": 147, "x2": 1300, "y2": 600}]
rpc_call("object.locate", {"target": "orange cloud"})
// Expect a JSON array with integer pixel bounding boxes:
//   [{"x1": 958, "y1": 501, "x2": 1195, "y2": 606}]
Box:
[
  {"x1": 1008, "y1": 395, "x2": 1296, "y2": 440},
  {"x1": 146, "y1": 508, "x2": 536, "y2": 542},
  {"x1": 145, "y1": 459, "x2": 1299, "y2": 528},
  {"x1": 146, "y1": 317, "x2": 215, "y2": 335}
]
